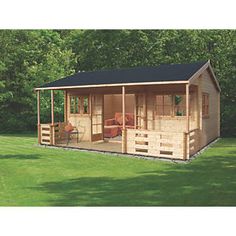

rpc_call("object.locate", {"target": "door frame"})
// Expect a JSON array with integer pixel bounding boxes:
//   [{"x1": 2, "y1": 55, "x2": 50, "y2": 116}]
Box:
[{"x1": 90, "y1": 94, "x2": 104, "y2": 142}]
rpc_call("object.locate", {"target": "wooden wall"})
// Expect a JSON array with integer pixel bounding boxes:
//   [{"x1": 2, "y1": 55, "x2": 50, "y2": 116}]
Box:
[
  {"x1": 104, "y1": 94, "x2": 135, "y2": 120},
  {"x1": 199, "y1": 69, "x2": 220, "y2": 147}
]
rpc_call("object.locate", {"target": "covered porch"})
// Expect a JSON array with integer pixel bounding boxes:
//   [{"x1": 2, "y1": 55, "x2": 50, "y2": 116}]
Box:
[{"x1": 36, "y1": 82, "x2": 201, "y2": 160}]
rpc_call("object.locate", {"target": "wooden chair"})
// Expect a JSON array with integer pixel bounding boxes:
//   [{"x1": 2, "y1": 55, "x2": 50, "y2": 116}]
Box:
[{"x1": 65, "y1": 123, "x2": 79, "y2": 145}]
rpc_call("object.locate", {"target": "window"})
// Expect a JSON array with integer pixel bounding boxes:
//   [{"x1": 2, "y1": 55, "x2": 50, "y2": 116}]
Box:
[
  {"x1": 155, "y1": 94, "x2": 190, "y2": 116},
  {"x1": 155, "y1": 95, "x2": 172, "y2": 116},
  {"x1": 202, "y1": 93, "x2": 209, "y2": 117},
  {"x1": 70, "y1": 95, "x2": 89, "y2": 114}
]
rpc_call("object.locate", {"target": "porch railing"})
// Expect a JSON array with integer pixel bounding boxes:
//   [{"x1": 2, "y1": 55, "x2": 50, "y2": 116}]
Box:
[
  {"x1": 39, "y1": 122, "x2": 66, "y2": 145},
  {"x1": 126, "y1": 128, "x2": 200, "y2": 159},
  {"x1": 187, "y1": 128, "x2": 200, "y2": 156},
  {"x1": 38, "y1": 123, "x2": 200, "y2": 159}
]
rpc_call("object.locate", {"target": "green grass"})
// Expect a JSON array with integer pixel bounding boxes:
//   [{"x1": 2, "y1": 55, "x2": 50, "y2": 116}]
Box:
[{"x1": 0, "y1": 134, "x2": 236, "y2": 206}]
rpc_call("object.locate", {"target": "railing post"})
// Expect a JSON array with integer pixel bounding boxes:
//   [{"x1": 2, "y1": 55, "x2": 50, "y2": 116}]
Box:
[
  {"x1": 64, "y1": 90, "x2": 68, "y2": 123},
  {"x1": 51, "y1": 90, "x2": 55, "y2": 145},
  {"x1": 37, "y1": 90, "x2": 41, "y2": 144},
  {"x1": 183, "y1": 132, "x2": 189, "y2": 160},
  {"x1": 51, "y1": 90, "x2": 54, "y2": 125},
  {"x1": 122, "y1": 129, "x2": 127, "y2": 153},
  {"x1": 185, "y1": 84, "x2": 190, "y2": 160},
  {"x1": 122, "y1": 86, "x2": 126, "y2": 153}
]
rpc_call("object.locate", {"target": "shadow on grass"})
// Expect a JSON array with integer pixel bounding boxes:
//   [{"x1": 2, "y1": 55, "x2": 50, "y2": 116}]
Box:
[
  {"x1": 34, "y1": 150, "x2": 236, "y2": 206},
  {"x1": 0, "y1": 154, "x2": 41, "y2": 160}
]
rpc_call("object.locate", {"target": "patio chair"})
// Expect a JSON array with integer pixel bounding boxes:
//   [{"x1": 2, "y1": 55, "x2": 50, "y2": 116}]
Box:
[{"x1": 64, "y1": 123, "x2": 79, "y2": 145}]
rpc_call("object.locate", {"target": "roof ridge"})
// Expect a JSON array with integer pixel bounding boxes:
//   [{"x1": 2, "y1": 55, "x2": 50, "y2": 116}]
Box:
[{"x1": 75, "y1": 60, "x2": 208, "y2": 74}]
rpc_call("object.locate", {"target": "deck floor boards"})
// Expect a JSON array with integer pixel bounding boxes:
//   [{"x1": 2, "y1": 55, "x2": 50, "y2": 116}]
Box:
[{"x1": 56, "y1": 139, "x2": 122, "y2": 153}]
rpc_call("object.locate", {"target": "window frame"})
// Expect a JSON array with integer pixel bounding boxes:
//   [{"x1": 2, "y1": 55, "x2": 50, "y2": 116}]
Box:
[
  {"x1": 202, "y1": 93, "x2": 209, "y2": 118},
  {"x1": 69, "y1": 95, "x2": 90, "y2": 115},
  {"x1": 154, "y1": 94, "x2": 191, "y2": 117}
]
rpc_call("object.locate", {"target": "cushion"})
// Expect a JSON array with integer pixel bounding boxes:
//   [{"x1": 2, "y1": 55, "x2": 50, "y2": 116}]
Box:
[
  {"x1": 104, "y1": 118, "x2": 116, "y2": 126},
  {"x1": 114, "y1": 112, "x2": 134, "y2": 126},
  {"x1": 126, "y1": 113, "x2": 134, "y2": 126},
  {"x1": 116, "y1": 115, "x2": 128, "y2": 125},
  {"x1": 65, "y1": 123, "x2": 74, "y2": 132},
  {"x1": 114, "y1": 112, "x2": 122, "y2": 122}
]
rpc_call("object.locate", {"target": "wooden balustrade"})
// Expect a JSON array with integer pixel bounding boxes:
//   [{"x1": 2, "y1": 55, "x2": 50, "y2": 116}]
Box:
[
  {"x1": 40, "y1": 122, "x2": 66, "y2": 145},
  {"x1": 126, "y1": 129, "x2": 186, "y2": 159},
  {"x1": 39, "y1": 123, "x2": 200, "y2": 160},
  {"x1": 187, "y1": 128, "x2": 200, "y2": 156},
  {"x1": 126, "y1": 128, "x2": 200, "y2": 159}
]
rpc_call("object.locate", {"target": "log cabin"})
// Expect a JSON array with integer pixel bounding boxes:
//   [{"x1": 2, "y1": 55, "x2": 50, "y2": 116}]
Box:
[{"x1": 35, "y1": 60, "x2": 221, "y2": 160}]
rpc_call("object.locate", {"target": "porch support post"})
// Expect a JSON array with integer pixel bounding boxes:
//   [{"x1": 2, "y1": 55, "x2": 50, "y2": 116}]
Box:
[
  {"x1": 51, "y1": 90, "x2": 55, "y2": 145},
  {"x1": 186, "y1": 84, "x2": 190, "y2": 132},
  {"x1": 197, "y1": 75, "x2": 203, "y2": 151},
  {"x1": 37, "y1": 90, "x2": 41, "y2": 144},
  {"x1": 51, "y1": 90, "x2": 54, "y2": 125},
  {"x1": 64, "y1": 90, "x2": 67, "y2": 123},
  {"x1": 122, "y1": 86, "x2": 127, "y2": 153},
  {"x1": 185, "y1": 83, "x2": 190, "y2": 159}
]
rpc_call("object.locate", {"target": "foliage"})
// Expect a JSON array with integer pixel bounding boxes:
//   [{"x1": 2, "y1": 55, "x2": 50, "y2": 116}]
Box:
[
  {"x1": 0, "y1": 134, "x2": 236, "y2": 206},
  {"x1": 0, "y1": 30, "x2": 235, "y2": 136},
  {"x1": 0, "y1": 30, "x2": 76, "y2": 131},
  {"x1": 175, "y1": 95, "x2": 182, "y2": 106}
]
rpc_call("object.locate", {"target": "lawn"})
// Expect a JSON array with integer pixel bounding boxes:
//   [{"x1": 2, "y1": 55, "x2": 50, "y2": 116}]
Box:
[{"x1": 0, "y1": 134, "x2": 235, "y2": 206}]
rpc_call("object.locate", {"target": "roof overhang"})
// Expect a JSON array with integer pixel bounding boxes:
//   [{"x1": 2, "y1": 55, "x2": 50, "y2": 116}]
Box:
[{"x1": 34, "y1": 80, "x2": 189, "y2": 91}]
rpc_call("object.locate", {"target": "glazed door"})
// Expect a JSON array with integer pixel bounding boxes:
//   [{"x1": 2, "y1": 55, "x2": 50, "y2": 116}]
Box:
[
  {"x1": 135, "y1": 93, "x2": 147, "y2": 129},
  {"x1": 91, "y1": 94, "x2": 104, "y2": 141}
]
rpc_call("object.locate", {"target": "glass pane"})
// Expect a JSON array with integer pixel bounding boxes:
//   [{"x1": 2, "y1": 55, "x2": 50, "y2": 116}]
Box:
[
  {"x1": 70, "y1": 96, "x2": 74, "y2": 113},
  {"x1": 75, "y1": 96, "x2": 79, "y2": 113},
  {"x1": 83, "y1": 96, "x2": 89, "y2": 114},
  {"x1": 174, "y1": 95, "x2": 186, "y2": 116},
  {"x1": 156, "y1": 95, "x2": 163, "y2": 105}
]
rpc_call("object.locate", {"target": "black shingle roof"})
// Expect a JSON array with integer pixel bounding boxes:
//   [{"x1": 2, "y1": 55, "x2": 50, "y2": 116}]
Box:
[{"x1": 39, "y1": 61, "x2": 207, "y2": 89}]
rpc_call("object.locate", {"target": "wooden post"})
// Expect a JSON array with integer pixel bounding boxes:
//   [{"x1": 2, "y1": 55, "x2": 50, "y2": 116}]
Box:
[
  {"x1": 51, "y1": 90, "x2": 54, "y2": 125},
  {"x1": 122, "y1": 86, "x2": 126, "y2": 153},
  {"x1": 51, "y1": 90, "x2": 55, "y2": 145},
  {"x1": 185, "y1": 83, "x2": 190, "y2": 159},
  {"x1": 183, "y1": 132, "x2": 187, "y2": 160},
  {"x1": 134, "y1": 94, "x2": 137, "y2": 129},
  {"x1": 64, "y1": 90, "x2": 67, "y2": 123},
  {"x1": 198, "y1": 76, "x2": 203, "y2": 130},
  {"x1": 122, "y1": 86, "x2": 126, "y2": 130},
  {"x1": 197, "y1": 76, "x2": 202, "y2": 150},
  {"x1": 186, "y1": 84, "x2": 190, "y2": 133},
  {"x1": 37, "y1": 90, "x2": 41, "y2": 144}
]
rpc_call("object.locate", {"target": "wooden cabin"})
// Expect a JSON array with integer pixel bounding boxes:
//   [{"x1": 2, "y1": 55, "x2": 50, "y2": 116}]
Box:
[{"x1": 35, "y1": 60, "x2": 221, "y2": 160}]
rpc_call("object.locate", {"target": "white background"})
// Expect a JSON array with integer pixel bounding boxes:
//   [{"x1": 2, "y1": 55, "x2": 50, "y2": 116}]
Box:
[{"x1": 0, "y1": 0, "x2": 235, "y2": 235}]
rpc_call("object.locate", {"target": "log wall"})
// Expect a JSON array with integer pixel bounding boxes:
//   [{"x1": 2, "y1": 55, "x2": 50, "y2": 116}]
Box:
[{"x1": 200, "y1": 69, "x2": 220, "y2": 147}]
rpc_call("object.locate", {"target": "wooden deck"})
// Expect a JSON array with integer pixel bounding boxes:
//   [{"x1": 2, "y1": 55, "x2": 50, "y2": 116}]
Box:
[{"x1": 56, "y1": 139, "x2": 122, "y2": 153}]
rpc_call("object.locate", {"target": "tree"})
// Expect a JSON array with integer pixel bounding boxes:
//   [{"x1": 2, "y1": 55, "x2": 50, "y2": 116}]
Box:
[{"x1": 0, "y1": 30, "x2": 76, "y2": 131}]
